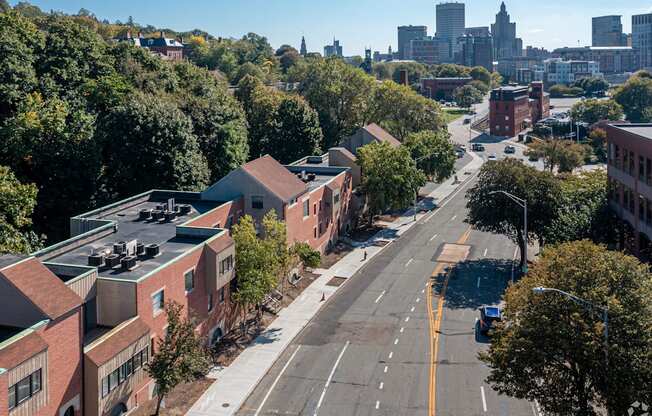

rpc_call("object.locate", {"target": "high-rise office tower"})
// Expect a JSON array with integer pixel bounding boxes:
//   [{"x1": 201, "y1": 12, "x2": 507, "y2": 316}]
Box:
[
  {"x1": 592, "y1": 15, "x2": 627, "y2": 47},
  {"x1": 398, "y1": 25, "x2": 428, "y2": 60},
  {"x1": 633, "y1": 13, "x2": 652, "y2": 70},
  {"x1": 436, "y1": 2, "x2": 465, "y2": 62},
  {"x1": 491, "y1": 2, "x2": 522, "y2": 60},
  {"x1": 324, "y1": 39, "x2": 343, "y2": 57}
]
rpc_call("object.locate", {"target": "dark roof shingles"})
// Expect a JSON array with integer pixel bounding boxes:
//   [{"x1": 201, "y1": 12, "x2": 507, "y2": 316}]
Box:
[{"x1": 363, "y1": 124, "x2": 401, "y2": 147}]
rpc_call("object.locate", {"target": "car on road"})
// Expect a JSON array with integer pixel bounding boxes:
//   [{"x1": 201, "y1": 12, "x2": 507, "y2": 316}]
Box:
[
  {"x1": 479, "y1": 306, "x2": 502, "y2": 335},
  {"x1": 463, "y1": 118, "x2": 471, "y2": 124},
  {"x1": 488, "y1": 153, "x2": 497, "y2": 160},
  {"x1": 471, "y1": 143, "x2": 485, "y2": 152},
  {"x1": 504, "y1": 145, "x2": 516, "y2": 154}
]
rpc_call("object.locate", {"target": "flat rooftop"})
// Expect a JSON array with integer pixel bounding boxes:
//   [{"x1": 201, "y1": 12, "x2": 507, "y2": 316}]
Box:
[
  {"x1": 44, "y1": 195, "x2": 222, "y2": 282},
  {"x1": 611, "y1": 124, "x2": 652, "y2": 141},
  {"x1": 0, "y1": 326, "x2": 23, "y2": 343},
  {"x1": 285, "y1": 164, "x2": 348, "y2": 193}
]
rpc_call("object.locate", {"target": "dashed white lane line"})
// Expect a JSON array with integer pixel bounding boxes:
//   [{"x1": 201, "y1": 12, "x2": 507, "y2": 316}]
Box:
[
  {"x1": 314, "y1": 341, "x2": 350, "y2": 416},
  {"x1": 483, "y1": 248, "x2": 488, "y2": 257},
  {"x1": 254, "y1": 346, "x2": 302, "y2": 416},
  {"x1": 405, "y1": 258, "x2": 414, "y2": 268},
  {"x1": 405, "y1": 316, "x2": 410, "y2": 322},
  {"x1": 430, "y1": 233, "x2": 438, "y2": 242},
  {"x1": 375, "y1": 401, "x2": 380, "y2": 409},
  {"x1": 388, "y1": 351, "x2": 393, "y2": 359},
  {"x1": 379, "y1": 382, "x2": 384, "y2": 390},
  {"x1": 410, "y1": 306, "x2": 415, "y2": 312},
  {"x1": 480, "y1": 386, "x2": 488, "y2": 412},
  {"x1": 416, "y1": 298, "x2": 420, "y2": 303},
  {"x1": 400, "y1": 327, "x2": 405, "y2": 333},
  {"x1": 374, "y1": 290, "x2": 386, "y2": 304},
  {"x1": 384, "y1": 366, "x2": 388, "y2": 373},
  {"x1": 394, "y1": 338, "x2": 399, "y2": 345},
  {"x1": 451, "y1": 215, "x2": 458, "y2": 221},
  {"x1": 421, "y1": 288, "x2": 425, "y2": 293}
]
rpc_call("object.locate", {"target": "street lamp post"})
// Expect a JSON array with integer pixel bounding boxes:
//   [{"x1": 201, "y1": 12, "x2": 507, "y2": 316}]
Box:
[
  {"x1": 488, "y1": 190, "x2": 528, "y2": 273},
  {"x1": 532, "y1": 287, "x2": 610, "y2": 413}
]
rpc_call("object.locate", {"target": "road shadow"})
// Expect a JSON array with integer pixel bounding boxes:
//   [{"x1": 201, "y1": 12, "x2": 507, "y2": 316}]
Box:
[
  {"x1": 470, "y1": 132, "x2": 511, "y2": 144},
  {"x1": 443, "y1": 258, "x2": 514, "y2": 310}
]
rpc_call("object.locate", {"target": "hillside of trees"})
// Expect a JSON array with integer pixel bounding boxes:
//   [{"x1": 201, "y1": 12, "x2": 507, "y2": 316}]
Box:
[{"x1": 0, "y1": 2, "x2": 453, "y2": 252}]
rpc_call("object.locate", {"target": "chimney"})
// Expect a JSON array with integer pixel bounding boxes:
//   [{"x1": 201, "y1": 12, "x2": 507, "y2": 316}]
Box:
[{"x1": 159, "y1": 31, "x2": 164, "y2": 38}]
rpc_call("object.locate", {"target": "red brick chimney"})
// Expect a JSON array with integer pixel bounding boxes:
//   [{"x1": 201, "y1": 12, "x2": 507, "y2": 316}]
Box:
[{"x1": 399, "y1": 69, "x2": 409, "y2": 86}]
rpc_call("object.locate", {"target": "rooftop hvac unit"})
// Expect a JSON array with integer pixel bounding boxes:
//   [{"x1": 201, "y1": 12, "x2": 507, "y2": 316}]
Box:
[
  {"x1": 178, "y1": 204, "x2": 192, "y2": 215},
  {"x1": 113, "y1": 241, "x2": 127, "y2": 255},
  {"x1": 307, "y1": 155, "x2": 324, "y2": 164},
  {"x1": 164, "y1": 211, "x2": 176, "y2": 222},
  {"x1": 88, "y1": 253, "x2": 105, "y2": 267},
  {"x1": 121, "y1": 256, "x2": 137, "y2": 271},
  {"x1": 139, "y1": 208, "x2": 152, "y2": 221},
  {"x1": 136, "y1": 242, "x2": 145, "y2": 256},
  {"x1": 307, "y1": 173, "x2": 317, "y2": 181},
  {"x1": 104, "y1": 254, "x2": 121, "y2": 268},
  {"x1": 145, "y1": 243, "x2": 161, "y2": 257},
  {"x1": 155, "y1": 204, "x2": 166, "y2": 211},
  {"x1": 151, "y1": 210, "x2": 164, "y2": 220}
]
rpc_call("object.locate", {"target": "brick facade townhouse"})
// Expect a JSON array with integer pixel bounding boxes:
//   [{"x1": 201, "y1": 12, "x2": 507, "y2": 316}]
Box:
[
  {"x1": 0, "y1": 153, "x2": 358, "y2": 416},
  {"x1": 489, "y1": 81, "x2": 550, "y2": 137},
  {"x1": 606, "y1": 124, "x2": 652, "y2": 259}
]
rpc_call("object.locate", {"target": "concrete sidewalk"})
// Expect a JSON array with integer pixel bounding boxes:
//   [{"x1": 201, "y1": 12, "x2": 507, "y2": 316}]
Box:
[{"x1": 186, "y1": 151, "x2": 484, "y2": 416}]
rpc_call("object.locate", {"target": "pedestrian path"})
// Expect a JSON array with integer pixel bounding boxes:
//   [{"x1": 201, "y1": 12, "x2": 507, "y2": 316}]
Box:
[{"x1": 186, "y1": 151, "x2": 484, "y2": 416}]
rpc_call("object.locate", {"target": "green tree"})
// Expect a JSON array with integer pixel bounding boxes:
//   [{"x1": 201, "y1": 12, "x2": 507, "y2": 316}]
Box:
[
  {"x1": 570, "y1": 98, "x2": 623, "y2": 125},
  {"x1": 299, "y1": 58, "x2": 375, "y2": 149},
  {"x1": 358, "y1": 142, "x2": 426, "y2": 225},
  {"x1": 614, "y1": 74, "x2": 652, "y2": 122},
  {"x1": 146, "y1": 302, "x2": 211, "y2": 416},
  {"x1": 367, "y1": 80, "x2": 446, "y2": 140},
  {"x1": 465, "y1": 159, "x2": 562, "y2": 267},
  {"x1": 389, "y1": 61, "x2": 429, "y2": 85},
  {"x1": 0, "y1": 0, "x2": 10, "y2": 12},
  {"x1": 0, "y1": 11, "x2": 43, "y2": 117},
  {"x1": 549, "y1": 84, "x2": 584, "y2": 98},
  {"x1": 231, "y1": 61, "x2": 265, "y2": 84},
  {"x1": 273, "y1": 95, "x2": 322, "y2": 163},
  {"x1": 469, "y1": 66, "x2": 491, "y2": 86},
  {"x1": 525, "y1": 139, "x2": 590, "y2": 173},
  {"x1": 588, "y1": 128, "x2": 607, "y2": 162},
  {"x1": 13, "y1": 1, "x2": 44, "y2": 18},
  {"x1": 232, "y1": 214, "x2": 278, "y2": 326},
  {"x1": 99, "y1": 93, "x2": 210, "y2": 198},
  {"x1": 433, "y1": 63, "x2": 470, "y2": 78},
  {"x1": 543, "y1": 170, "x2": 615, "y2": 245},
  {"x1": 1, "y1": 93, "x2": 101, "y2": 241},
  {"x1": 453, "y1": 84, "x2": 483, "y2": 109},
  {"x1": 262, "y1": 210, "x2": 292, "y2": 295},
  {"x1": 279, "y1": 49, "x2": 301, "y2": 73},
  {"x1": 0, "y1": 166, "x2": 41, "y2": 254},
  {"x1": 573, "y1": 76, "x2": 609, "y2": 96},
  {"x1": 403, "y1": 130, "x2": 456, "y2": 182},
  {"x1": 490, "y1": 71, "x2": 503, "y2": 88},
  {"x1": 291, "y1": 242, "x2": 321, "y2": 268},
  {"x1": 481, "y1": 241, "x2": 652, "y2": 415}
]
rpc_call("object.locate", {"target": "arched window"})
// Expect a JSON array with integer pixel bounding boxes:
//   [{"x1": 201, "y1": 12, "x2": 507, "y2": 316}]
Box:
[{"x1": 63, "y1": 407, "x2": 75, "y2": 416}]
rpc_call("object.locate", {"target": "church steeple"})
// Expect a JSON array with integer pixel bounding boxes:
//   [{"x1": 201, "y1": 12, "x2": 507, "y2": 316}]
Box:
[
  {"x1": 300, "y1": 36, "x2": 307, "y2": 56},
  {"x1": 500, "y1": 1, "x2": 506, "y2": 13}
]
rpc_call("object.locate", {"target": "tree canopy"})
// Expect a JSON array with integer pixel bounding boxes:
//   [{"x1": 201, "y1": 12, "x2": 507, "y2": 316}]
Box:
[
  {"x1": 481, "y1": 241, "x2": 652, "y2": 415},
  {"x1": 403, "y1": 130, "x2": 456, "y2": 182},
  {"x1": 614, "y1": 73, "x2": 652, "y2": 122},
  {"x1": 525, "y1": 139, "x2": 590, "y2": 173},
  {"x1": 453, "y1": 84, "x2": 483, "y2": 108},
  {"x1": 0, "y1": 166, "x2": 41, "y2": 254},
  {"x1": 569, "y1": 98, "x2": 623, "y2": 125}
]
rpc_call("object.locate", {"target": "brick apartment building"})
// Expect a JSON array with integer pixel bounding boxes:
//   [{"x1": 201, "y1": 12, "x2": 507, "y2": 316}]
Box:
[
  {"x1": 116, "y1": 31, "x2": 184, "y2": 61},
  {"x1": 489, "y1": 81, "x2": 550, "y2": 137},
  {"x1": 420, "y1": 77, "x2": 472, "y2": 101},
  {"x1": 0, "y1": 151, "x2": 358, "y2": 416},
  {"x1": 606, "y1": 124, "x2": 652, "y2": 258}
]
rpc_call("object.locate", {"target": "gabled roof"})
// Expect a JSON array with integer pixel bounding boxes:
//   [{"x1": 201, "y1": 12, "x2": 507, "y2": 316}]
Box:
[
  {"x1": 0, "y1": 258, "x2": 82, "y2": 320},
  {"x1": 241, "y1": 155, "x2": 307, "y2": 202},
  {"x1": 0, "y1": 331, "x2": 47, "y2": 370},
  {"x1": 85, "y1": 317, "x2": 150, "y2": 366},
  {"x1": 363, "y1": 124, "x2": 401, "y2": 147}
]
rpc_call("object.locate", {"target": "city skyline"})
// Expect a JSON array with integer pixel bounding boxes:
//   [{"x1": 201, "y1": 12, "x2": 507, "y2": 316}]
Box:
[{"x1": 14, "y1": 0, "x2": 652, "y2": 55}]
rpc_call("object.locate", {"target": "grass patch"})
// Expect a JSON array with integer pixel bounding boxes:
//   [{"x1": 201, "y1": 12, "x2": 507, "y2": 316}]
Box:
[{"x1": 442, "y1": 108, "x2": 468, "y2": 124}]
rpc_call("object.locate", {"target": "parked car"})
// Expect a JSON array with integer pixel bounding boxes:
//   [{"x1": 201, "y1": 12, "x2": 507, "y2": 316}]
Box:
[
  {"x1": 472, "y1": 143, "x2": 485, "y2": 152},
  {"x1": 504, "y1": 145, "x2": 516, "y2": 154},
  {"x1": 463, "y1": 118, "x2": 471, "y2": 124},
  {"x1": 479, "y1": 306, "x2": 502, "y2": 335},
  {"x1": 488, "y1": 153, "x2": 497, "y2": 160}
]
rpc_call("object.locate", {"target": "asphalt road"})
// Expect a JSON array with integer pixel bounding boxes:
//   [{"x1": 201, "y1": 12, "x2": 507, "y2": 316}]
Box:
[{"x1": 237, "y1": 171, "x2": 539, "y2": 416}]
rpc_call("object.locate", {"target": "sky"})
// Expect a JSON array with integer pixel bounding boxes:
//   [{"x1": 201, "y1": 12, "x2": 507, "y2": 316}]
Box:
[{"x1": 13, "y1": 0, "x2": 652, "y2": 55}]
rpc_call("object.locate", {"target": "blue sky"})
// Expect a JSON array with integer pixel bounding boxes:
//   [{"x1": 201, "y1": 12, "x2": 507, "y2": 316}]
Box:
[{"x1": 14, "y1": 1, "x2": 652, "y2": 55}]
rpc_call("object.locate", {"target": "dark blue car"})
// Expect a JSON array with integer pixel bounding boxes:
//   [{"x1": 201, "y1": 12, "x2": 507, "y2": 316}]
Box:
[{"x1": 479, "y1": 306, "x2": 502, "y2": 335}]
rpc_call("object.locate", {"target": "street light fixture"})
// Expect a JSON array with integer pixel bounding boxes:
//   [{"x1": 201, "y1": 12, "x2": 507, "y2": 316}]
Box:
[
  {"x1": 488, "y1": 190, "x2": 528, "y2": 273},
  {"x1": 532, "y1": 286, "x2": 610, "y2": 413}
]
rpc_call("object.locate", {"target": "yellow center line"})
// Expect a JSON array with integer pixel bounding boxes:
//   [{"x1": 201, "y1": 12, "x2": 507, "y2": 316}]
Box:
[{"x1": 428, "y1": 226, "x2": 472, "y2": 416}]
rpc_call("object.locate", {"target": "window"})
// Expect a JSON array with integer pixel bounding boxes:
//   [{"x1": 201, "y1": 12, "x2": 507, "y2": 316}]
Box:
[
  {"x1": 101, "y1": 348, "x2": 149, "y2": 398},
  {"x1": 230, "y1": 278, "x2": 237, "y2": 299},
  {"x1": 303, "y1": 200, "x2": 310, "y2": 217},
  {"x1": 640, "y1": 156, "x2": 645, "y2": 181},
  {"x1": 8, "y1": 369, "x2": 42, "y2": 409},
  {"x1": 251, "y1": 196, "x2": 264, "y2": 210},
  {"x1": 640, "y1": 195, "x2": 646, "y2": 221},
  {"x1": 152, "y1": 289, "x2": 164, "y2": 315},
  {"x1": 220, "y1": 255, "x2": 233, "y2": 275},
  {"x1": 314, "y1": 203, "x2": 317, "y2": 215},
  {"x1": 630, "y1": 151, "x2": 635, "y2": 175},
  {"x1": 333, "y1": 191, "x2": 340, "y2": 205},
  {"x1": 184, "y1": 269, "x2": 194, "y2": 293},
  {"x1": 208, "y1": 293, "x2": 214, "y2": 311},
  {"x1": 226, "y1": 215, "x2": 233, "y2": 228},
  {"x1": 313, "y1": 227, "x2": 317, "y2": 238},
  {"x1": 219, "y1": 287, "x2": 225, "y2": 303},
  {"x1": 614, "y1": 145, "x2": 621, "y2": 169}
]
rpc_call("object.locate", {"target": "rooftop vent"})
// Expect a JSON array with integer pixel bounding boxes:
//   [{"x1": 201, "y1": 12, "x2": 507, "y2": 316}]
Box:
[
  {"x1": 136, "y1": 242, "x2": 145, "y2": 256},
  {"x1": 113, "y1": 241, "x2": 127, "y2": 255},
  {"x1": 307, "y1": 173, "x2": 317, "y2": 181},
  {"x1": 104, "y1": 254, "x2": 121, "y2": 268},
  {"x1": 178, "y1": 204, "x2": 192, "y2": 216},
  {"x1": 151, "y1": 210, "x2": 164, "y2": 221},
  {"x1": 139, "y1": 208, "x2": 152, "y2": 221},
  {"x1": 164, "y1": 211, "x2": 176, "y2": 222},
  {"x1": 307, "y1": 155, "x2": 324, "y2": 164},
  {"x1": 88, "y1": 253, "x2": 105, "y2": 267},
  {"x1": 120, "y1": 256, "x2": 137, "y2": 271}
]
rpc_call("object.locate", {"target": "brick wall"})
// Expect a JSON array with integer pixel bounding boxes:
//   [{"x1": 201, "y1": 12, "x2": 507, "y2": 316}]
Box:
[{"x1": 185, "y1": 199, "x2": 244, "y2": 230}]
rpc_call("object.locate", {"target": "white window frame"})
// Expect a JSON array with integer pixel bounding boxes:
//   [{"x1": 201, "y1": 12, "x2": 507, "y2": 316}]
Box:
[
  {"x1": 151, "y1": 288, "x2": 165, "y2": 317},
  {"x1": 184, "y1": 267, "x2": 195, "y2": 294}
]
